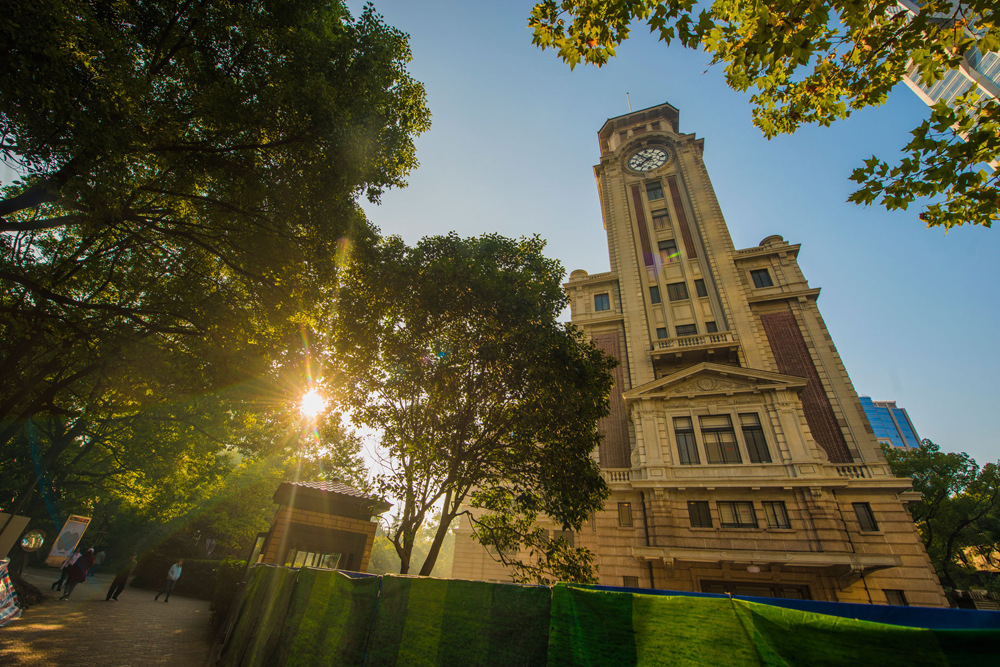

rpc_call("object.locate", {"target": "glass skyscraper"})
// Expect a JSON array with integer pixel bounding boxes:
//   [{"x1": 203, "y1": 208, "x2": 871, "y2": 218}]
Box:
[
  {"x1": 860, "y1": 397, "x2": 922, "y2": 449},
  {"x1": 895, "y1": 1, "x2": 1000, "y2": 107}
]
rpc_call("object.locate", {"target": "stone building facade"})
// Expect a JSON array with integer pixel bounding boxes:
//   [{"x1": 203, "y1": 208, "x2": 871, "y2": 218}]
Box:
[{"x1": 452, "y1": 102, "x2": 947, "y2": 607}]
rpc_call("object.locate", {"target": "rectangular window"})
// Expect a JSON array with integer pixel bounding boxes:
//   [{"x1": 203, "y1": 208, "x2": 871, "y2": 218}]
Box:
[
  {"x1": 658, "y1": 238, "x2": 678, "y2": 263},
  {"x1": 706, "y1": 321, "x2": 719, "y2": 333},
  {"x1": 651, "y1": 121, "x2": 661, "y2": 130},
  {"x1": 623, "y1": 576, "x2": 640, "y2": 588},
  {"x1": 675, "y1": 324, "x2": 698, "y2": 337},
  {"x1": 646, "y1": 181, "x2": 665, "y2": 200},
  {"x1": 652, "y1": 211, "x2": 670, "y2": 231},
  {"x1": 618, "y1": 502, "x2": 633, "y2": 527},
  {"x1": 884, "y1": 590, "x2": 909, "y2": 606},
  {"x1": 694, "y1": 279, "x2": 708, "y2": 297},
  {"x1": 740, "y1": 413, "x2": 772, "y2": 463},
  {"x1": 551, "y1": 530, "x2": 575, "y2": 547},
  {"x1": 667, "y1": 282, "x2": 689, "y2": 301},
  {"x1": 762, "y1": 501, "x2": 791, "y2": 529},
  {"x1": 700, "y1": 415, "x2": 742, "y2": 464},
  {"x1": 854, "y1": 502, "x2": 879, "y2": 531},
  {"x1": 619, "y1": 131, "x2": 628, "y2": 141},
  {"x1": 656, "y1": 327, "x2": 668, "y2": 339},
  {"x1": 594, "y1": 293, "x2": 610, "y2": 311},
  {"x1": 674, "y1": 417, "x2": 700, "y2": 465},
  {"x1": 649, "y1": 286, "x2": 661, "y2": 304},
  {"x1": 688, "y1": 501, "x2": 712, "y2": 528},
  {"x1": 718, "y1": 501, "x2": 757, "y2": 528},
  {"x1": 750, "y1": 269, "x2": 774, "y2": 288}
]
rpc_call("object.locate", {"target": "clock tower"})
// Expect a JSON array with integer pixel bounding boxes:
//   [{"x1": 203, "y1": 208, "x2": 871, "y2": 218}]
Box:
[{"x1": 453, "y1": 102, "x2": 946, "y2": 607}]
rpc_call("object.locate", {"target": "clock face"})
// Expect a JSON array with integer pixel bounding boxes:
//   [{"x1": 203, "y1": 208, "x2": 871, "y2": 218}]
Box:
[{"x1": 627, "y1": 147, "x2": 669, "y2": 172}]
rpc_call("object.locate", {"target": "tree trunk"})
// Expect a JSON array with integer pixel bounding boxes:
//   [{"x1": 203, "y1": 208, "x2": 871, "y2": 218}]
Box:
[{"x1": 418, "y1": 489, "x2": 456, "y2": 577}]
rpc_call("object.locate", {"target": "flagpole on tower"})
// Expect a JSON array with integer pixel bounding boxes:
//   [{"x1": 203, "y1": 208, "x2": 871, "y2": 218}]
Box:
[{"x1": 626, "y1": 92, "x2": 633, "y2": 112}]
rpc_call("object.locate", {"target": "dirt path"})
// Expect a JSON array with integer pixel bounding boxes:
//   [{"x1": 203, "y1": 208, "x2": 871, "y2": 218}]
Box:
[{"x1": 0, "y1": 568, "x2": 214, "y2": 666}]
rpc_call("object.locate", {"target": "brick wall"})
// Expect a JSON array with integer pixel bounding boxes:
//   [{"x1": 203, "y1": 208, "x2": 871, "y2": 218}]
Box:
[
  {"x1": 590, "y1": 331, "x2": 631, "y2": 468},
  {"x1": 759, "y1": 311, "x2": 853, "y2": 463}
]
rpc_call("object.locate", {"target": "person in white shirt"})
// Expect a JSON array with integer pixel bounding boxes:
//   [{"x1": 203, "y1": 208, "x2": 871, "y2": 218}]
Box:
[
  {"x1": 154, "y1": 559, "x2": 183, "y2": 603},
  {"x1": 51, "y1": 550, "x2": 80, "y2": 591}
]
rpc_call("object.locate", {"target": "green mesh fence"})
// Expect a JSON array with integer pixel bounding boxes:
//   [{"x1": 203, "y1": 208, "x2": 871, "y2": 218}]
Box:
[
  {"x1": 220, "y1": 566, "x2": 298, "y2": 667},
  {"x1": 220, "y1": 571, "x2": 1000, "y2": 667},
  {"x1": 279, "y1": 569, "x2": 380, "y2": 667},
  {"x1": 364, "y1": 576, "x2": 551, "y2": 667},
  {"x1": 548, "y1": 584, "x2": 1000, "y2": 667}
]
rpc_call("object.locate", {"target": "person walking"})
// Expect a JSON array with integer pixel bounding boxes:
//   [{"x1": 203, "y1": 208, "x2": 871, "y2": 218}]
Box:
[
  {"x1": 59, "y1": 548, "x2": 94, "y2": 600},
  {"x1": 105, "y1": 555, "x2": 137, "y2": 601},
  {"x1": 154, "y1": 559, "x2": 183, "y2": 603},
  {"x1": 51, "y1": 549, "x2": 79, "y2": 591}
]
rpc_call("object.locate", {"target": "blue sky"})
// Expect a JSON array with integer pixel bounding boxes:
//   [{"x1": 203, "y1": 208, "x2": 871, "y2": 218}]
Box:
[{"x1": 352, "y1": 0, "x2": 1000, "y2": 464}]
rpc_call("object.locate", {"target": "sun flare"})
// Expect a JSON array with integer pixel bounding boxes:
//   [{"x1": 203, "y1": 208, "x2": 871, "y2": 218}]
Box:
[{"x1": 300, "y1": 388, "x2": 327, "y2": 419}]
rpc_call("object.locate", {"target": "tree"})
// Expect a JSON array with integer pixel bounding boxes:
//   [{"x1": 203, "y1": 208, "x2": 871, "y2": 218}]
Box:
[
  {"x1": 333, "y1": 233, "x2": 616, "y2": 582},
  {"x1": 529, "y1": 0, "x2": 999, "y2": 229},
  {"x1": 883, "y1": 440, "x2": 1000, "y2": 589},
  {"x1": 0, "y1": 0, "x2": 430, "y2": 457}
]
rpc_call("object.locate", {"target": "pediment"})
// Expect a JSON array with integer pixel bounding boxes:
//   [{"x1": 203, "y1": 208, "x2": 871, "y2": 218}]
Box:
[{"x1": 623, "y1": 362, "x2": 806, "y2": 403}]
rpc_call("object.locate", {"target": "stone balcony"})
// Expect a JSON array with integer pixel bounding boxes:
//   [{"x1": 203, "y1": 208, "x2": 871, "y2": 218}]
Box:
[
  {"x1": 602, "y1": 461, "x2": 896, "y2": 489},
  {"x1": 651, "y1": 331, "x2": 741, "y2": 364}
]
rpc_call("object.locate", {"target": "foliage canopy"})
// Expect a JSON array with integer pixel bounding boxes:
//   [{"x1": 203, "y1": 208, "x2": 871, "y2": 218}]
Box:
[
  {"x1": 883, "y1": 440, "x2": 1000, "y2": 590},
  {"x1": 529, "y1": 0, "x2": 1000, "y2": 229},
  {"x1": 334, "y1": 233, "x2": 616, "y2": 583},
  {"x1": 0, "y1": 0, "x2": 426, "y2": 557}
]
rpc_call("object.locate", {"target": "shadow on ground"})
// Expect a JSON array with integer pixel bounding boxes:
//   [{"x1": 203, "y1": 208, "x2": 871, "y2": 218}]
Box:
[{"x1": 0, "y1": 568, "x2": 214, "y2": 666}]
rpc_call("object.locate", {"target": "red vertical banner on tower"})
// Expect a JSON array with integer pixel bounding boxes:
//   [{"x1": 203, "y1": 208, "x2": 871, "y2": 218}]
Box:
[
  {"x1": 667, "y1": 176, "x2": 698, "y2": 260},
  {"x1": 630, "y1": 185, "x2": 655, "y2": 267}
]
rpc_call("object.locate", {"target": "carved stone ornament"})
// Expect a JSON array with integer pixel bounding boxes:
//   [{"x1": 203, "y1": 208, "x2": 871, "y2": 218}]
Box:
[{"x1": 671, "y1": 377, "x2": 751, "y2": 394}]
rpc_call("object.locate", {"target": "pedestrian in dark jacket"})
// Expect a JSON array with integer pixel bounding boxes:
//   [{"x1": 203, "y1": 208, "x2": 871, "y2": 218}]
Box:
[
  {"x1": 60, "y1": 548, "x2": 94, "y2": 600},
  {"x1": 106, "y1": 555, "x2": 137, "y2": 601}
]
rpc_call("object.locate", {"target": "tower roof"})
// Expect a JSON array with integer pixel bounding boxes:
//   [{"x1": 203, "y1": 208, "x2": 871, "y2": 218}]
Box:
[{"x1": 598, "y1": 101, "x2": 680, "y2": 140}]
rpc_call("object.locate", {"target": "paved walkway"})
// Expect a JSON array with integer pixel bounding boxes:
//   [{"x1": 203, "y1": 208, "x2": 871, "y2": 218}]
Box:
[{"x1": 0, "y1": 568, "x2": 215, "y2": 666}]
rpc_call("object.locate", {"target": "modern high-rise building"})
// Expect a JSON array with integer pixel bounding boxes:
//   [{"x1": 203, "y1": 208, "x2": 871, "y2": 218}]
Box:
[
  {"x1": 894, "y1": 1, "x2": 999, "y2": 107},
  {"x1": 453, "y1": 102, "x2": 947, "y2": 607},
  {"x1": 860, "y1": 397, "x2": 923, "y2": 449}
]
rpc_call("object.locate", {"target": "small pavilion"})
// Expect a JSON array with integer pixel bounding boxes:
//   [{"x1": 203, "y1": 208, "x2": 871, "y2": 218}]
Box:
[{"x1": 250, "y1": 480, "x2": 390, "y2": 573}]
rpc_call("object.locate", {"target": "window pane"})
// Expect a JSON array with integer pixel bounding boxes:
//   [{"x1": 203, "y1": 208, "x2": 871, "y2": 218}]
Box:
[
  {"x1": 718, "y1": 501, "x2": 756, "y2": 527},
  {"x1": 674, "y1": 417, "x2": 700, "y2": 465},
  {"x1": 656, "y1": 327, "x2": 668, "y2": 339},
  {"x1": 623, "y1": 576, "x2": 640, "y2": 588},
  {"x1": 740, "y1": 414, "x2": 771, "y2": 463},
  {"x1": 649, "y1": 286, "x2": 661, "y2": 304},
  {"x1": 695, "y1": 279, "x2": 708, "y2": 297},
  {"x1": 853, "y1": 503, "x2": 879, "y2": 531},
  {"x1": 594, "y1": 293, "x2": 610, "y2": 311},
  {"x1": 750, "y1": 269, "x2": 773, "y2": 288},
  {"x1": 706, "y1": 321, "x2": 719, "y2": 333},
  {"x1": 658, "y1": 238, "x2": 678, "y2": 262},
  {"x1": 763, "y1": 501, "x2": 790, "y2": 529},
  {"x1": 675, "y1": 324, "x2": 698, "y2": 336},
  {"x1": 688, "y1": 501, "x2": 712, "y2": 528},
  {"x1": 701, "y1": 415, "x2": 732, "y2": 429},
  {"x1": 653, "y1": 213, "x2": 670, "y2": 231},
  {"x1": 667, "y1": 282, "x2": 689, "y2": 301},
  {"x1": 646, "y1": 181, "x2": 664, "y2": 200},
  {"x1": 885, "y1": 590, "x2": 908, "y2": 606},
  {"x1": 618, "y1": 502, "x2": 633, "y2": 527}
]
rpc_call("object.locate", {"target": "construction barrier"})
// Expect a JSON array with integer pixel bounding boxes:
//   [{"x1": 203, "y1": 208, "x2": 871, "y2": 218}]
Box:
[
  {"x1": 219, "y1": 566, "x2": 1000, "y2": 667},
  {"x1": 0, "y1": 559, "x2": 21, "y2": 627}
]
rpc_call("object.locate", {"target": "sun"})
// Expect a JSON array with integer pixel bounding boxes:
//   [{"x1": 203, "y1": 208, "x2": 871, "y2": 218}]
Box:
[{"x1": 299, "y1": 388, "x2": 327, "y2": 419}]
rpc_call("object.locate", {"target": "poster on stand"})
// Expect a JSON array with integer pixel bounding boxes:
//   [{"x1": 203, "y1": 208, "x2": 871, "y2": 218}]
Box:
[{"x1": 45, "y1": 515, "x2": 91, "y2": 567}]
